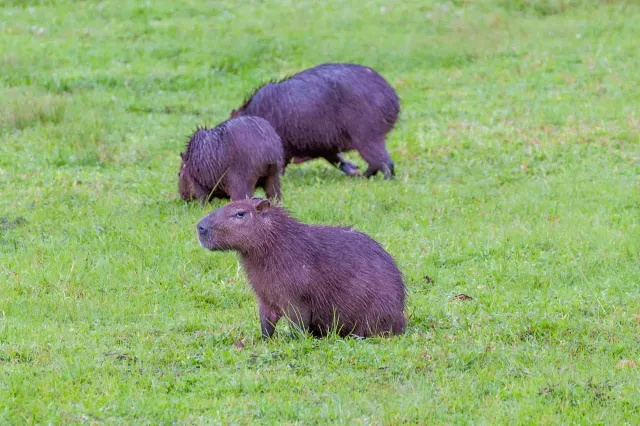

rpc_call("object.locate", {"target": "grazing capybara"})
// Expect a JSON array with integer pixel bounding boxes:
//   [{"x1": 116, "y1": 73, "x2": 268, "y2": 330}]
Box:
[
  {"x1": 197, "y1": 197, "x2": 407, "y2": 338},
  {"x1": 178, "y1": 116, "x2": 284, "y2": 203},
  {"x1": 231, "y1": 63, "x2": 400, "y2": 179}
]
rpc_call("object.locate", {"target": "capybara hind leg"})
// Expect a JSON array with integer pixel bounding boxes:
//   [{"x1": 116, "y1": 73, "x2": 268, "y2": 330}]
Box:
[
  {"x1": 309, "y1": 323, "x2": 327, "y2": 338},
  {"x1": 323, "y1": 153, "x2": 360, "y2": 177},
  {"x1": 385, "y1": 159, "x2": 396, "y2": 179},
  {"x1": 284, "y1": 304, "x2": 311, "y2": 335},
  {"x1": 392, "y1": 315, "x2": 406, "y2": 335},
  {"x1": 263, "y1": 165, "x2": 282, "y2": 201},
  {"x1": 356, "y1": 140, "x2": 395, "y2": 180}
]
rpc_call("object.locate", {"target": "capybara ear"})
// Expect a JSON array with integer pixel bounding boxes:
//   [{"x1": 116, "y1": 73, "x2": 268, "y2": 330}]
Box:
[
  {"x1": 255, "y1": 199, "x2": 271, "y2": 213},
  {"x1": 180, "y1": 152, "x2": 185, "y2": 160},
  {"x1": 230, "y1": 109, "x2": 240, "y2": 118}
]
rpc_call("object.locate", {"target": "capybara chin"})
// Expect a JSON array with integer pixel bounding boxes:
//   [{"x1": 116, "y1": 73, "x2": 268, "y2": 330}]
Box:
[
  {"x1": 178, "y1": 116, "x2": 284, "y2": 203},
  {"x1": 231, "y1": 63, "x2": 400, "y2": 179},
  {"x1": 197, "y1": 198, "x2": 407, "y2": 339}
]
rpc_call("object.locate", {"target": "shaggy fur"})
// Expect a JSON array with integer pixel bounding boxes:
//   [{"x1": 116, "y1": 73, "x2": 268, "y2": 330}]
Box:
[{"x1": 178, "y1": 116, "x2": 284, "y2": 203}]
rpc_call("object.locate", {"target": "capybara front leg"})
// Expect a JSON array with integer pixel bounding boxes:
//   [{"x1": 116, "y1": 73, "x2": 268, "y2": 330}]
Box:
[
  {"x1": 227, "y1": 174, "x2": 255, "y2": 201},
  {"x1": 323, "y1": 153, "x2": 360, "y2": 177},
  {"x1": 263, "y1": 164, "x2": 282, "y2": 201},
  {"x1": 259, "y1": 301, "x2": 281, "y2": 339}
]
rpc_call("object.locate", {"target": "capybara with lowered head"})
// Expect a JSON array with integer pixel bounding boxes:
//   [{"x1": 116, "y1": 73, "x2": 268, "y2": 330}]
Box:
[
  {"x1": 178, "y1": 116, "x2": 284, "y2": 203},
  {"x1": 197, "y1": 197, "x2": 407, "y2": 338},
  {"x1": 231, "y1": 63, "x2": 400, "y2": 179}
]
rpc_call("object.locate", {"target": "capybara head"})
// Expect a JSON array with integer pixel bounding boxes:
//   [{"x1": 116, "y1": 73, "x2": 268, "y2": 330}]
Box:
[
  {"x1": 178, "y1": 153, "x2": 197, "y2": 201},
  {"x1": 197, "y1": 197, "x2": 275, "y2": 252}
]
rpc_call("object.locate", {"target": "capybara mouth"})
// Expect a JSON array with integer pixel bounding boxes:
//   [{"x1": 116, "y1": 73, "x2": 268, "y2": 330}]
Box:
[{"x1": 197, "y1": 234, "x2": 218, "y2": 250}]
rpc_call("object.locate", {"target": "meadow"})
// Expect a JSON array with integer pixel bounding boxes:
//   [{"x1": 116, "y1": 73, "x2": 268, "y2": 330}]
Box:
[{"x1": 1, "y1": 0, "x2": 639, "y2": 423}]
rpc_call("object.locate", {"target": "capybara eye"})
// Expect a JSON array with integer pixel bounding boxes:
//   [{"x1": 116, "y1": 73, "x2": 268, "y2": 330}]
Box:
[{"x1": 233, "y1": 211, "x2": 247, "y2": 219}]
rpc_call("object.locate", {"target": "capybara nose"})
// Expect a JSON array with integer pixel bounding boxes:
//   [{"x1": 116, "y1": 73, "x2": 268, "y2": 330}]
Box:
[{"x1": 197, "y1": 223, "x2": 207, "y2": 235}]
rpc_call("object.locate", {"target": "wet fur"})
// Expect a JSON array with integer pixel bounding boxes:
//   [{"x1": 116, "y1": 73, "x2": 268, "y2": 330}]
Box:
[
  {"x1": 179, "y1": 116, "x2": 284, "y2": 202},
  {"x1": 197, "y1": 198, "x2": 407, "y2": 338},
  {"x1": 232, "y1": 63, "x2": 400, "y2": 179}
]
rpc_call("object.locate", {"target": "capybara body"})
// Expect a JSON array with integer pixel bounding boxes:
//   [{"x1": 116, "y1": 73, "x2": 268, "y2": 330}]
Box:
[
  {"x1": 232, "y1": 63, "x2": 400, "y2": 179},
  {"x1": 178, "y1": 116, "x2": 284, "y2": 203},
  {"x1": 197, "y1": 198, "x2": 407, "y2": 338}
]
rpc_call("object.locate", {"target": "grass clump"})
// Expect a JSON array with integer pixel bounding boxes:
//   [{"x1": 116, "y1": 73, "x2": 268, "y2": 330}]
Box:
[{"x1": 0, "y1": 89, "x2": 68, "y2": 131}]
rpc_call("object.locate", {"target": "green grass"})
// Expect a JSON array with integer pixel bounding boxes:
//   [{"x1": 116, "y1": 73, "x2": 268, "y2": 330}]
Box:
[{"x1": 1, "y1": 0, "x2": 639, "y2": 423}]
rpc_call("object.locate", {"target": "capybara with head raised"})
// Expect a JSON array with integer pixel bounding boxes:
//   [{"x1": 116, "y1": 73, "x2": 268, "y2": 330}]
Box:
[
  {"x1": 178, "y1": 116, "x2": 284, "y2": 203},
  {"x1": 197, "y1": 197, "x2": 407, "y2": 338},
  {"x1": 231, "y1": 63, "x2": 400, "y2": 179}
]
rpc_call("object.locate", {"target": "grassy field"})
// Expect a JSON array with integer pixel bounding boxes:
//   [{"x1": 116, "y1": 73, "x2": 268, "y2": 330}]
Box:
[{"x1": 1, "y1": 0, "x2": 639, "y2": 423}]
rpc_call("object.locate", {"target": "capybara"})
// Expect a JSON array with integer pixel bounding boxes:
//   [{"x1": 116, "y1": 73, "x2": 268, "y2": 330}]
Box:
[
  {"x1": 197, "y1": 197, "x2": 407, "y2": 338},
  {"x1": 178, "y1": 116, "x2": 284, "y2": 203},
  {"x1": 231, "y1": 63, "x2": 400, "y2": 179}
]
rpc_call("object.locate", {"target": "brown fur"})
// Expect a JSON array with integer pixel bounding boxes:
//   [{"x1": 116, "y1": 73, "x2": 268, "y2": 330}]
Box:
[
  {"x1": 178, "y1": 116, "x2": 284, "y2": 203},
  {"x1": 197, "y1": 198, "x2": 407, "y2": 338},
  {"x1": 231, "y1": 63, "x2": 400, "y2": 179}
]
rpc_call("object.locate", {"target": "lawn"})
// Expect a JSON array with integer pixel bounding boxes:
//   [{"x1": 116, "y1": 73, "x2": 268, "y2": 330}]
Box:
[{"x1": 1, "y1": 0, "x2": 639, "y2": 424}]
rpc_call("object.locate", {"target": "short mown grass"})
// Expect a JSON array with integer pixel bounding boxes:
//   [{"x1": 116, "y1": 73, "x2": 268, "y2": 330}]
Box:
[{"x1": 1, "y1": 0, "x2": 639, "y2": 424}]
